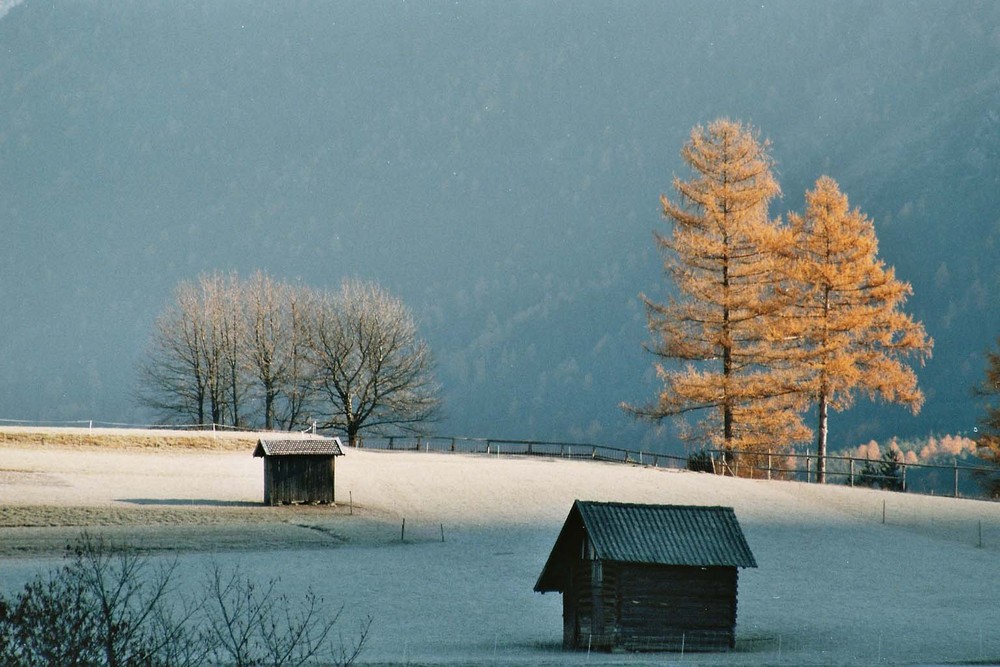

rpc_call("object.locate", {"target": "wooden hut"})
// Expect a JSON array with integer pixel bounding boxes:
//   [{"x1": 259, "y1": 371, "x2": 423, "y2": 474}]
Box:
[
  {"x1": 534, "y1": 501, "x2": 757, "y2": 652},
  {"x1": 252, "y1": 437, "x2": 344, "y2": 505}
]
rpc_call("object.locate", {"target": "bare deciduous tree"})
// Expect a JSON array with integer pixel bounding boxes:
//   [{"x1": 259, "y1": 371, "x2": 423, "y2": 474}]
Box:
[
  {"x1": 137, "y1": 273, "x2": 441, "y2": 440},
  {"x1": 137, "y1": 280, "x2": 213, "y2": 426},
  {"x1": 307, "y1": 279, "x2": 442, "y2": 446},
  {"x1": 242, "y1": 273, "x2": 316, "y2": 431},
  {"x1": 137, "y1": 272, "x2": 246, "y2": 427}
]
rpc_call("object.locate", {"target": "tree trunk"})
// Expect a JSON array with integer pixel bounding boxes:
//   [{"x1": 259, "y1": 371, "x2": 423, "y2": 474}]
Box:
[
  {"x1": 264, "y1": 386, "x2": 274, "y2": 430},
  {"x1": 722, "y1": 258, "x2": 734, "y2": 465},
  {"x1": 816, "y1": 393, "x2": 828, "y2": 483}
]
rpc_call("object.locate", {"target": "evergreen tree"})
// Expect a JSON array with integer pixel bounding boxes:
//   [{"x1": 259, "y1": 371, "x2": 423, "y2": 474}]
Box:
[
  {"x1": 783, "y1": 177, "x2": 933, "y2": 482},
  {"x1": 625, "y1": 119, "x2": 808, "y2": 460},
  {"x1": 853, "y1": 447, "x2": 904, "y2": 491}
]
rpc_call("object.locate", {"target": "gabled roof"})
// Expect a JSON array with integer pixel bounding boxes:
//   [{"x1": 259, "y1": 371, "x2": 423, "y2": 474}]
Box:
[
  {"x1": 253, "y1": 437, "x2": 345, "y2": 457},
  {"x1": 534, "y1": 501, "x2": 756, "y2": 592}
]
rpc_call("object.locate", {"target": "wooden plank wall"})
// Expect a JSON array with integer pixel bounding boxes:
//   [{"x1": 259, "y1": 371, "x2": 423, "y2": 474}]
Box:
[
  {"x1": 616, "y1": 563, "x2": 737, "y2": 651},
  {"x1": 263, "y1": 456, "x2": 335, "y2": 504},
  {"x1": 563, "y1": 561, "x2": 739, "y2": 652}
]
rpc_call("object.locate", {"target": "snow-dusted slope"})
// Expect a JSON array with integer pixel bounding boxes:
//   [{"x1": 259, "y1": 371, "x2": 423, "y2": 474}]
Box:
[{"x1": 2, "y1": 444, "x2": 999, "y2": 664}]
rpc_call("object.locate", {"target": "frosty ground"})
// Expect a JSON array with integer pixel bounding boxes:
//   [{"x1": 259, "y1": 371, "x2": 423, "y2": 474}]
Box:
[{"x1": 1, "y1": 430, "x2": 999, "y2": 665}]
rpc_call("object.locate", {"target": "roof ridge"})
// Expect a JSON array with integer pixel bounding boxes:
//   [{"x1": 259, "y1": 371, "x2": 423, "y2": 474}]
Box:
[{"x1": 576, "y1": 499, "x2": 733, "y2": 511}]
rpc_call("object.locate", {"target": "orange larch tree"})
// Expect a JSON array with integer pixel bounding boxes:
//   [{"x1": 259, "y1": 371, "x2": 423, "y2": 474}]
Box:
[
  {"x1": 782, "y1": 176, "x2": 933, "y2": 482},
  {"x1": 625, "y1": 119, "x2": 808, "y2": 462}
]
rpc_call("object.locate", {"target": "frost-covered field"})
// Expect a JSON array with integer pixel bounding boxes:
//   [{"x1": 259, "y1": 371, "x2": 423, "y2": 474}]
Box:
[{"x1": 2, "y1": 430, "x2": 1000, "y2": 665}]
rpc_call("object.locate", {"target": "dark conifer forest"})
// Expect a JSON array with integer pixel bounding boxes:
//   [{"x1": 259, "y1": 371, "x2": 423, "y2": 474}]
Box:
[{"x1": 1, "y1": 0, "x2": 997, "y2": 452}]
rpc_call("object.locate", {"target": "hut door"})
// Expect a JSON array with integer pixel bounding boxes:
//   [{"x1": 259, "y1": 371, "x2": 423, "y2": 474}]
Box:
[{"x1": 563, "y1": 594, "x2": 578, "y2": 650}]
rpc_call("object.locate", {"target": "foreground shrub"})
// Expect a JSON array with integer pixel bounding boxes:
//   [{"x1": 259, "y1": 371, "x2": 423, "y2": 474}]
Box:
[{"x1": 0, "y1": 534, "x2": 369, "y2": 666}]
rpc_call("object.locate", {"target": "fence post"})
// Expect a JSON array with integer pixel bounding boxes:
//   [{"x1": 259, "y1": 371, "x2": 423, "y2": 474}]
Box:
[
  {"x1": 767, "y1": 452, "x2": 772, "y2": 481},
  {"x1": 486, "y1": 440, "x2": 491, "y2": 455},
  {"x1": 806, "y1": 457, "x2": 811, "y2": 483},
  {"x1": 902, "y1": 464, "x2": 907, "y2": 492},
  {"x1": 954, "y1": 459, "x2": 960, "y2": 498}
]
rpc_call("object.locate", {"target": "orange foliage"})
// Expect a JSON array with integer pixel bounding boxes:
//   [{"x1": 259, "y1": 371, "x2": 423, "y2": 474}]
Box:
[{"x1": 627, "y1": 119, "x2": 808, "y2": 454}]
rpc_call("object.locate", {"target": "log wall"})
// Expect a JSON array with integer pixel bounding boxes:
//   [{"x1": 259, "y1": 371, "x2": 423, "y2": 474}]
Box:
[{"x1": 562, "y1": 561, "x2": 739, "y2": 652}]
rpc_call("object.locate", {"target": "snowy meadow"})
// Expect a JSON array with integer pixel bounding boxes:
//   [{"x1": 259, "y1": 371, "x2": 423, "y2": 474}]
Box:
[{"x1": 1, "y1": 430, "x2": 999, "y2": 665}]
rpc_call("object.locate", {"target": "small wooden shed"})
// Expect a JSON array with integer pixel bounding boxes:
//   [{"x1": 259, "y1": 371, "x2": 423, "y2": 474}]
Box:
[
  {"x1": 534, "y1": 501, "x2": 757, "y2": 653},
  {"x1": 252, "y1": 437, "x2": 345, "y2": 505}
]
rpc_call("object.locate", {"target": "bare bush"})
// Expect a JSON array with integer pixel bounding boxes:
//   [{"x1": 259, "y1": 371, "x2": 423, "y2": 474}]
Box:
[
  {"x1": 0, "y1": 534, "x2": 368, "y2": 666},
  {"x1": 203, "y1": 565, "x2": 370, "y2": 667}
]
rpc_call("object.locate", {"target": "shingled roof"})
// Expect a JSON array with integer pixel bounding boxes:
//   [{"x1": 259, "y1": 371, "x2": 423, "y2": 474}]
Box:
[
  {"x1": 535, "y1": 501, "x2": 756, "y2": 592},
  {"x1": 252, "y1": 437, "x2": 345, "y2": 457}
]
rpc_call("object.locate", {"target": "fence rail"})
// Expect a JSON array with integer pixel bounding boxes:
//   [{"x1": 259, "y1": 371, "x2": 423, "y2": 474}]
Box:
[
  {"x1": 354, "y1": 435, "x2": 1000, "y2": 501},
  {"x1": 692, "y1": 448, "x2": 1000, "y2": 498},
  {"x1": 354, "y1": 434, "x2": 690, "y2": 469}
]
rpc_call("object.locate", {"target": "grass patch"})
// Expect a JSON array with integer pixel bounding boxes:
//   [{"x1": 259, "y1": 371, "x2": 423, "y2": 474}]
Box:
[{"x1": 0, "y1": 428, "x2": 257, "y2": 452}]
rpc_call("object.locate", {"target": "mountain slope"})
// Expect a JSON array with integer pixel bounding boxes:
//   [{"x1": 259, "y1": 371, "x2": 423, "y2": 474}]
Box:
[{"x1": 1, "y1": 1, "x2": 998, "y2": 451}]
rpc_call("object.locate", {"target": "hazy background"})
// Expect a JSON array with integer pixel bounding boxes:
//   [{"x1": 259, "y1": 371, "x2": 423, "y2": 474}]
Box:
[{"x1": 1, "y1": 0, "x2": 998, "y2": 453}]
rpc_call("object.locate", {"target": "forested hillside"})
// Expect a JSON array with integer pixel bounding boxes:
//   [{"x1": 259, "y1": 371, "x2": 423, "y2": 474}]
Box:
[{"x1": 1, "y1": 0, "x2": 998, "y2": 451}]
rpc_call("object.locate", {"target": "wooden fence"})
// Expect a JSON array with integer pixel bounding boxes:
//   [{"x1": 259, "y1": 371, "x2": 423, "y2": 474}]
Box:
[
  {"x1": 353, "y1": 435, "x2": 999, "y2": 500},
  {"x1": 354, "y1": 434, "x2": 689, "y2": 469},
  {"x1": 710, "y1": 449, "x2": 998, "y2": 499}
]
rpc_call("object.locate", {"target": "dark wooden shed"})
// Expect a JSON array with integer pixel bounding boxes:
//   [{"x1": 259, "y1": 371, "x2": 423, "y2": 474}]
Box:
[
  {"x1": 252, "y1": 437, "x2": 345, "y2": 505},
  {"x1": 534, "y1": 501, "x2": 757, "y2": 653}
]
